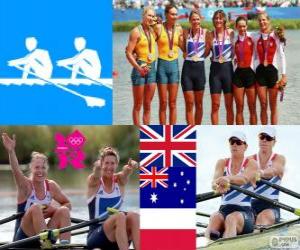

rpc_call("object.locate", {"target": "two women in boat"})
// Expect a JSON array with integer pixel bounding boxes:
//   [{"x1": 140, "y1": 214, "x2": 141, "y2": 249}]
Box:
[
  {"x1": 126, "y1": 9, "x2": 287, "y2": 125},
  {"x1": 206, "y1": 127, "x2": 286, "y2": 239},
  {"x1": 2, "y1": 133, "x2": 140, "y2": 250}
]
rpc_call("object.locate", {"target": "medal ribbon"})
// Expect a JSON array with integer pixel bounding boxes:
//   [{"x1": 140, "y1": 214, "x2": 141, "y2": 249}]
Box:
[
  {"x1": 191, "y1": 28, "x2": 203, "y2": 57},
  {"x1": 261, "y1": 34, "x2": 270, "y2": 64},
  {"x1": 141, "y1": 24, "x2": 152, "y2": 54},
  {"x1": 164, "y1": 22, "x2": 175, "y2": 52},
  {"x1": 215, "y1": 30, "x2": 225, "y2": 60}
]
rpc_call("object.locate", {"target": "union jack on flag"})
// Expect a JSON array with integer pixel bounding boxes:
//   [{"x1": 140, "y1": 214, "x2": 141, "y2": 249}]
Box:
[
  {"x1": 140, "y1": 166, "x2": 168, "y2": 188},
  {"x1": 140, "y1": 125, "x2": 197, "y2": 168}
]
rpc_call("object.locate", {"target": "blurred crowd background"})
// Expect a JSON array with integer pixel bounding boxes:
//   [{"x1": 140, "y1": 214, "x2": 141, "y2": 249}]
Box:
[{"x1": 113, "y1": 0, "x2": 300, "y2": 9}]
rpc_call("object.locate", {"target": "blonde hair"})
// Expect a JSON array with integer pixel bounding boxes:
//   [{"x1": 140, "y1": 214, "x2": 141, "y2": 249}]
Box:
[
  {"x1": 98, "y1": 147, "x2": 119, "y2": 165},
  {"x1": 142, "y1": 6, "x2": 155, "y2": 18},
  {"x1": 29, "y1": 151, "x2": 49, "y2": 170}
]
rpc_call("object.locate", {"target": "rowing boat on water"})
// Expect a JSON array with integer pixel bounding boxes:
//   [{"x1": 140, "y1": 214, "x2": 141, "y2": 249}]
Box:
[
  {"x1": 197, "y1": 218, "x2": 300, "y2": 249},
  {"x1": 0, "y1": 243, "x2": 88, "y2": 250}
]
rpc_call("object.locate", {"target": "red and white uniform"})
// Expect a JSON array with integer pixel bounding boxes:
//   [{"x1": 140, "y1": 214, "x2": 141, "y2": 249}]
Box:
[
  {"x1": 253, "y1": 31, "x2": 286, "y2": 74},
  {"x1": 234, "y1": 32, "x2": 255, "y2": 70}
]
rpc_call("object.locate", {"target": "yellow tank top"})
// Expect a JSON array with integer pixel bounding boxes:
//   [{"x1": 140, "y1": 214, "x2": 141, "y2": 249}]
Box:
[
  {"x1": 157, "y1": 24, "x2": 180, "y2": 61},
  {"x1": 135, "y1": 25, "x2": 156, "y2": 63}
]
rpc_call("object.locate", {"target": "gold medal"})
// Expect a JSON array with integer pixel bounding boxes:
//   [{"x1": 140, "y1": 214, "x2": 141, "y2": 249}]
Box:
[
  {"x1": 168, "y1": 50, "x2": 174, "y2": 58},
  {"x1": 263, "y1": 60, "x2": 268, "y2": 67},
  {"x1": 219, "y1": 56, "x2": 224, "y2": 64},
  {"x1": 191, "y1": 55, "x2": 200, "y2": 62}
]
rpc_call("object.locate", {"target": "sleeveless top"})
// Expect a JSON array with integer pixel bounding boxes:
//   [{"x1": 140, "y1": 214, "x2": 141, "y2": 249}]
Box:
[
  {"x1": 157, "y1": 23, "x2": 180, "y2": 61},
  {"x1": 212, "y1": 29, "x2": 233, "y2": 63},
  {"x1": 87, "y1": 177, "x2": 123, "y2": 230},
  {"x1": 14, "y1": 180, "x2": 52, "y2": 238},
  {"x1": 185, "y1": 28, "x2": 205, "y2": 62},
  {"x1": 135, "y1": 25, "x2": 156, "y2": 63},
  {"x1": 221, "y1": 158, "x2": 253, "y2": 207},
  {"x1": 234, "y1": 32, "x2": 255, "y2": 69},
  {"x1": 253, "y1": 153, "x2": 281, "y2": 200},
  {"x1": 254, "y1": 31, "x2": 286, "y2": 74}
]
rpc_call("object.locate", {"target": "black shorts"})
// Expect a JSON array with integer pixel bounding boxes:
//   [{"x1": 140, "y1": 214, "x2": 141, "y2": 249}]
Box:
[
  {"x1": 251, "y1": 199, "x2": 281, "y2": 223},
  {"x1": 87, "y1": 225, "x2": 119, "y2": 250},
  {"x1": 219, "y1": 204, "x2": 254, "y2": 234},
  {"x1": 233, "y1": 67, "x2": 256, "y2": 88},
  {"x1": 209, "y1": 61, "x2": 233, "y2": 94},
  {"x1": 181, "y1": 60, "x2": 206, "y2": 91},
  {"x1": 256, "y1": 64, "x2": 278, "y2": 88}
]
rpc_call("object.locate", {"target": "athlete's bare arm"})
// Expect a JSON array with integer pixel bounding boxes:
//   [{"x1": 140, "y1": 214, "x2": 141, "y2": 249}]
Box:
[
  {"x1": 116, "y1": 159, "x2": 138, "y2": 187},
  {"x1": 126, "y1": 28, "x2": 142, "y2": 69},
  {"x1": 260, "y1": 154, "x2": 285, "y2": 179},
  {"x1": 1, "y1": 133, "x2": 31, "y2": 200},
  {"x1": 204, "y1": 29, "x2": 212, "y2": 58},
  {"x1": 87, "y1": 160, "x2": 101, "y2": 198}
]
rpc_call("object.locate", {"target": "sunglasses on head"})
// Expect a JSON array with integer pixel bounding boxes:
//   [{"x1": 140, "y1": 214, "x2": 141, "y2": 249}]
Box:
[
  {"x1": 229, "y1": 138, "x2": 245, "y2": 146},
  {"x1": 259, "y1": 133, "x2": 274, "y2": 141}
]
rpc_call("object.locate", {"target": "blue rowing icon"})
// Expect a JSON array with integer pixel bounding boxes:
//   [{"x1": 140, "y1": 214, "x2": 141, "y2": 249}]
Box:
[{"x1": 0, "y1": 0, "x2": 112, "y2": 124}]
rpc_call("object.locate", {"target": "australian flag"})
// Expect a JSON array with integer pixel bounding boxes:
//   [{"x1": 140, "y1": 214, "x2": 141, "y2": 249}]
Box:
[{"x1": 140, "y1": 166, "x2": 195, "y2": 208}]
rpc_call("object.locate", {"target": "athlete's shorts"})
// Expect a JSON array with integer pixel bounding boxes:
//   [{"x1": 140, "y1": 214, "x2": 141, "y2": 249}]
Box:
[
  {"x1": 87, "y1": 225, "x2": 119, "y2": 250},
  {"x1": 233, "y1": 67, "x2": 256, "y2": 88},
  {"x1": 256, "y1": 64, "x2": 278, "y2": 88},
  {"x1": 181, "y1": 60, "x2": 206, "y2": 91},
  {"x1": 14, "y1": 227, "x2": 43, "y2": 248},
  {"x1": 219, "y1": 204, "x2": 255, "y2": 234},
  {"x1": 131, "y1": 60, "x2": 156, "y2": 86},
  {"x1": 209, "y1": 61, "x2": 233, "y2": 94},
  {"x1": 156, "y1": 58, "x2": 179, "y2": 84},
  {"x1": 251, "y1": 199, "x2": 281, "y2": 223}
]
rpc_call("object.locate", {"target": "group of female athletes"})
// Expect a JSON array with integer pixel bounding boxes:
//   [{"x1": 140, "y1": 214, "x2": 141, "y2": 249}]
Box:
[{"x1": 126, "y1": 5, "x2": 287, "y2": 125}]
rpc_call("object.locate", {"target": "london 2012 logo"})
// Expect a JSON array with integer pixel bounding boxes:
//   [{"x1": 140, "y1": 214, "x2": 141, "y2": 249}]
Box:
[{"x1": 0, "y1": 0, "x2": 112, "y2": 124}]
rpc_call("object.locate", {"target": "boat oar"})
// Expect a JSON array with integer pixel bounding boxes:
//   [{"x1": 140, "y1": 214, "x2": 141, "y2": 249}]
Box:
[
  {"x1": 71, "y1": 229, "x2": 89, "y2": 236},
  {"x1": 230, "y1": 184, "x2": 300, "y2": 216},
  {"x1": 259, "y1": 178, "x2": 300, "y2": 199},
  {"x1": 196, "y1": 212, "x2": 211, "y2": 218},
  {"x1": 12, "y1": 65, "x2": 105, "y2": 108},
  {"x1": 61, "y1": 65, "x2": 113, "y2": 89},
  {"x1": 0, "y1": 207, "x2": 119, "y2": 249},
  {"x1": 0, "y1": 211, "x2": 85, "y2": 226},
  {"x1": 0, "y1": 212, "x2": 23, "y2": 225},
  {"x1": 196, "y1": 191, "x2": 221, "y2": 203},
  {"x1": 196, "y1": 222, "x2": 208, "y2": 228}
]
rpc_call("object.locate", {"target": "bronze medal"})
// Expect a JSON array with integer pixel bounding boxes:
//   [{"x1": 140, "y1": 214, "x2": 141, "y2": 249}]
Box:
[
  {"x1": 263, "y1": 60, "x2": 268, "y2": 67},
  {"x1": 191, "y1": 55, "x2": 200, "y2": 62}
]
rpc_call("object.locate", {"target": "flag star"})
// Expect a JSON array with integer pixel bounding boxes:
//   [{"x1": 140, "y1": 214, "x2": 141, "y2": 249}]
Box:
[
  {"x1": 186, "y1": 179, "x2": 190, "y2": 185},
  {"x1": 150, "y1": 193, "x2": 158, "y2": 203},
  {"x1": 180, "y1": 171, "x2": 184, "y2": 176},
  {"x1": 183, "y1": 188, "x2": 187, "y2": 191},
  {"x1": 180, "y1": 199, "x2": 184, "y2": 204},
  {"x1": 173, "y1": 182, "x2": 177, "y2": 187}
]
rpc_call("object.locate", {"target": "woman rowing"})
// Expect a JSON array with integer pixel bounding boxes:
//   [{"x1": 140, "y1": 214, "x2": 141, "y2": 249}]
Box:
[
  {"x1": 1, "y1": 133, "x2": 71, "y2": 247},
  {"x1": 254, "y1": 12, "x2": 287, "y2": 124},
  {"x1": 249, "y1": 126, "x2": 285, "y2": 226},
  {"x1": 207, "y1": 10, "x2": 234, "y2": 125},
  {"x1": 233, "y1": 16, "x2": 257, "y2": 125},
  {"x1": 181, "y1": 10, "x2": 210, "y2": 125},
  {"x1": 205, "y1": 131, "x2": 257, "y2": 239},
  {"x1": 86, "y1": 147, "x2": 139, "y2": 250},
  {"x1": 154, "y1": 3, "x2": 184, "y2": 124},
  {"x1": 126, "y1": 6, "x2": 157, "y2": 125}
]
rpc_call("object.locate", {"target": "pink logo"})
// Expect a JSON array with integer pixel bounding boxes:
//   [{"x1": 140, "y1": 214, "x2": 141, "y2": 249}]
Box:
[{"x1": 55, "y1": 130, "x2": 86, "y2": 169}]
